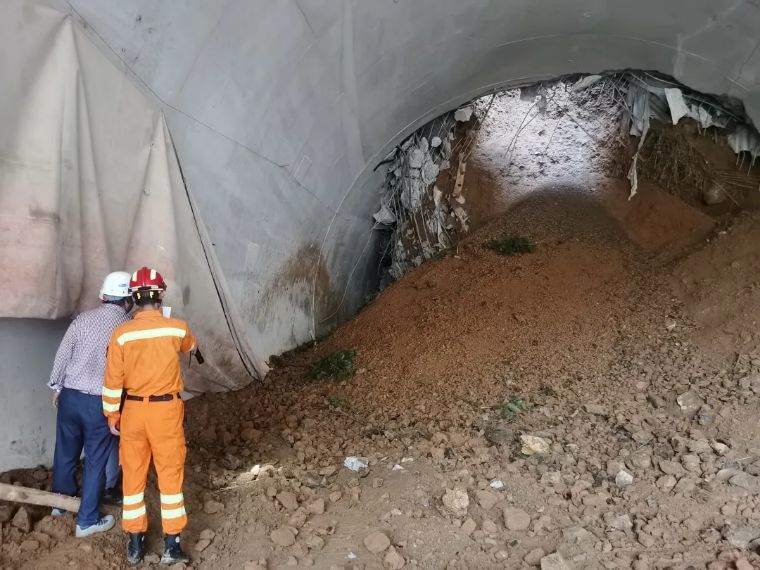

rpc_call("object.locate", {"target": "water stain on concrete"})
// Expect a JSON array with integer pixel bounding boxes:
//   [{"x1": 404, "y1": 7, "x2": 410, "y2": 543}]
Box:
[{"x1": 248, "y1": 244, "x2": 340, "y2": 349}]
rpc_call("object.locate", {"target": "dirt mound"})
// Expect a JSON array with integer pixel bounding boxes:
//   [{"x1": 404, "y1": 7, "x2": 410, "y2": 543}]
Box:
[
  {"x1": 316, "y1": 191, "x2": 657, "y2": 423},
  {"x1": 9, "y1": 185, "x2": 760, "y2": 570},
  {"x1": 673, "y1": 211, "x2": 760, "y2": 360}
]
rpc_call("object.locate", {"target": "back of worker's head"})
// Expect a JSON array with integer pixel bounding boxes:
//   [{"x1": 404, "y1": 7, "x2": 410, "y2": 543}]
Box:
[
  {"x1": 129, "y1": 266, "x2": 167, "y2": 308},
  {"x1": 133, "y1": 290, "x2": 163, "y2": 307},
  {"x1": 100, "y1": 271, "x2": 133, "y2": 309}
]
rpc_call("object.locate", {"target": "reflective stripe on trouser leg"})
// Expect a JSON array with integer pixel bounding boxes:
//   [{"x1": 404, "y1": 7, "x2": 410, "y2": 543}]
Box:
[
  {"x1": 147, "y1": 398, "x2": 188, "y2": 535},
  {"x1": 160, "y1": 492, "x2": 186, "y2": 525},
  {"x1": 120, "y1": 400, "x2": 151, "y2": 533}
]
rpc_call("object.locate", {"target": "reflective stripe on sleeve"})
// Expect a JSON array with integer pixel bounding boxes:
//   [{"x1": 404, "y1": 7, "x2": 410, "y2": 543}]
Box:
[
  {"x1": 102, "y1": 387, "x2": 123, "y2": 398},
  {"x1": 123, "y1": 506, "x2": 147, "y2": 520},
  {"x1": 117, "y1": 327, "x2": 187, "y2": 346},
  {"x1": 160, "y1": 492, "x2": 184, "y2": 505},
  {"x1": 103, "y1": 402, "x2": 120, "y2": 413},
  {"x1": 161, "y1": 506, "x2": 187, "y2": 520},
  {"x1": 123, "y1": 493, "x2": 144, "y2": 506}
]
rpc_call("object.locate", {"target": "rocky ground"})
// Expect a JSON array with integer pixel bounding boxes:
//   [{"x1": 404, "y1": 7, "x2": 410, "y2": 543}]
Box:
[{"x1": 4, "y1": 179, "x2": 760, "y2": 569}]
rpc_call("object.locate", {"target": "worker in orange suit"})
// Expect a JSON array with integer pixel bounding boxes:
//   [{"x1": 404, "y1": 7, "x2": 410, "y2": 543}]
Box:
[{"x1": 102, "y1": 266, "x2": 196, "y2": 565}]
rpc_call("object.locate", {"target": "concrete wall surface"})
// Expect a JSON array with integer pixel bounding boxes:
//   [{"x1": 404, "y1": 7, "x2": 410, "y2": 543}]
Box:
[
  {"x1": 62, "y1": 0, "x2": 760, "y2": 361},
  {"x1": 4, "y1": 1, "x2": 760, "y2": 469},
  {"x1": 0, "y1": 319, "x2": 69, "y2": 472}
]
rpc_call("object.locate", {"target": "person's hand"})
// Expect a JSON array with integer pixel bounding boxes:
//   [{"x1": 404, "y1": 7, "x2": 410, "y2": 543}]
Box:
[
  {"x1": 52, "y1": 391, "x2": 60, "y2": 408},
  {"x1": 109, "y1": 423, "x2": 120, "y2": 437}
]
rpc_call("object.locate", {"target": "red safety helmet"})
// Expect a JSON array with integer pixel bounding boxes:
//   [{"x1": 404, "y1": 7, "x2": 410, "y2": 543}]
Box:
[{"x1": 129, "y1": 266, "x2": 167, "y2": 294}]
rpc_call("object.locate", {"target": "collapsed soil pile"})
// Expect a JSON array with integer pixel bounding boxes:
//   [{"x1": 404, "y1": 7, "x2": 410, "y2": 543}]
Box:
[{"x1": 5, "y1": 189, "x2": 760, "y2": 569}]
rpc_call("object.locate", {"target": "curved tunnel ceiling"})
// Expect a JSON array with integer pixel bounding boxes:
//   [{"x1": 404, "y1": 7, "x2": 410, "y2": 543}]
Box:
[{"x1": 66, "y1": 0, "x2": 760, "y2": 360}]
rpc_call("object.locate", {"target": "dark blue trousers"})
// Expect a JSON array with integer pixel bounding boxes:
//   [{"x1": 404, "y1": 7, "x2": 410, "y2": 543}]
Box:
[{"x1": 52, "y1": 388, "x2": 115, "y2": 527}]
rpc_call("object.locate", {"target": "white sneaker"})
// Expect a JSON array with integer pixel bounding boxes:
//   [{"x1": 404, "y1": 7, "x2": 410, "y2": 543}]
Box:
[
  {"x1": 51, "y1": 508, "x2": 66, "y2": 517},
  {"x1": 75, "y1": 514, "x2": 115, "y2": 538}
]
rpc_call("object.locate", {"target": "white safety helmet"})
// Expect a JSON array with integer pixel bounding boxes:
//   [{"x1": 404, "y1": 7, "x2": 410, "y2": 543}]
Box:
[{"x1": 99, "y1": 271, "x2": 132, "y2": 301}]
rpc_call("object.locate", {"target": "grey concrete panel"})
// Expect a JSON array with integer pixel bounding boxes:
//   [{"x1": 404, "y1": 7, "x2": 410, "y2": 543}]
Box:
[
  {"x1": 0, "y1": 319, "x2": 69, "y2": 471},
  {"x1": 62, "y1": 0, "x2": 760, "y2": 366}
]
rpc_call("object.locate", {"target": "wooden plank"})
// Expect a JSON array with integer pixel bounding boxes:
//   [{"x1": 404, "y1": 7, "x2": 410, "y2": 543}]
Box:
[{"x1": 0, "y1": 482, "x2": 80, "y2": 512}]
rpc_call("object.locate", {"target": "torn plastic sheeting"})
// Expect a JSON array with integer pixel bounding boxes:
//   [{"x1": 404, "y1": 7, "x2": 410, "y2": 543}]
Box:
[
  {"x1": 728, "y1": 126, "x2": 760, "y2": 159},
  {"x1": 373, "y1": 204, "x2": 396, "y2": 225},
  {"x1": 627, "y1": 126, "x2": 649, "y2": 200},
  {"x1": 569, "y1": 75, "x2": 602, "y2": 92},
  {"x1": 628, "y1": 87, "x2": 651, "y2": 136},
  {"x1": 0, "y1": 2, "x2": 265, "y2": 391},
  {"x1": 664, "y1": 88, "x2": 691, "y2": 125},
  {"x1": 454, "y1": 106, "x2": 473, "y2": 122}
]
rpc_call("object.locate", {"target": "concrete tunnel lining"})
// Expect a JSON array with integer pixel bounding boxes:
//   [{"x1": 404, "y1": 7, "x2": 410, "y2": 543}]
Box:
[
  {"x1": 3, "y1": 0, "x2": 760, "y2": 471},
  {"x1": 64, "y1": 1, "x2": 760, "y2": 354}
]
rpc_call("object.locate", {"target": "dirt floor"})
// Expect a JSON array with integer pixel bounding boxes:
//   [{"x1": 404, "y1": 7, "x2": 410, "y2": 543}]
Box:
[
  {"x1": 5, "y1": 85, "x2": 760, "y2": 569},
  {"x1": 6, "y1": 176, "x2": 760, "y2": 569}
]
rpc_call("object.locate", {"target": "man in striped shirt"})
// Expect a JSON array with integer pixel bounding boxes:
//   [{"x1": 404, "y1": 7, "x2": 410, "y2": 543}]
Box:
[
  {"x1": 48, "y1": 271, "x2": 133, "y2": 537},
  {"x1": 103, "y1": 266, "x2": 196, "y2": 565}
]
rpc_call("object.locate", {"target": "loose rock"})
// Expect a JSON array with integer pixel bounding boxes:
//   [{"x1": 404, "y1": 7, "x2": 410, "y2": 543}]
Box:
[
  {"x1": 615, "y1": 469, "x2": 634, "y2": 487},
  {"x1": 203, "y1": 500, "x2": 225, "y2": 515},
  {"x1": 20, "y1": 539, "x2": 39, "y2": 552},
  {"x1": 524, "y1": 548, "x2": 546, "y2": 566},
  {"x1": 12, "y1": 507, "x2": 31, "y2": 533},
  {"x1": 270, "y1": 527, "x2": 296, "y2": 547},
  {"x1": 474, "y1": 489, "x2": 499, "y2": 511},
  {"x1": 503, "y1": 507, "x2": 531, "y2": 531},
  {"x1": 521, "y1": 435, "x2": 551, "y2": 456},
  {"x1": 276, "y1": 491, "x2": 299, "y2": 511},
  {"x1": 306, "y1": 498, "x2": 325, "y2": 515},
  {"x1": 461, "y1": 518, "x2": 477, "y2": 536},
  {"x1": 384, "y1": 546, "x2": 406, "y2": 569},
  {"x1": 364, "y1": 530, "x2": 391, "y2": 554},
  {"x1": 541, "y1": 552, "x2": 571, "y2": 570},
  {"x1": 194, "y1": 539, "x2": 212, "y2": 552},
  {"x1": 722, "y1": 526, "x2": 760, "y2": 549},
  {"x1": 442, "y1": 487, "x2": 469, "y2": 516}
]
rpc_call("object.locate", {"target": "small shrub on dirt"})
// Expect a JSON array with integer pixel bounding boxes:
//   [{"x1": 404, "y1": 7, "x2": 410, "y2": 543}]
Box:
[
  {"x1": 499, "y1": 397, "x2": 530, "y2": 420},
  {"x1": 306, "y1": 350, "x2": 357, "y2": 382},
  {"x1": 486, "y1": 237, "x2": 535, "y2": 257}
]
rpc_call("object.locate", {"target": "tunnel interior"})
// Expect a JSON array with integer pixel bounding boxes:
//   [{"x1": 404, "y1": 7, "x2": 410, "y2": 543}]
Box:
[{"x1": 4, "y1": 1, "x2": 760, "y2": 568}]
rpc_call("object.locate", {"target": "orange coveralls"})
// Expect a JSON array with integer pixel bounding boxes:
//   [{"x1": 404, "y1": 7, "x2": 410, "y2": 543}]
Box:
[{"x1": 102, "y1": 310, "x2": 196, "y2": 534}]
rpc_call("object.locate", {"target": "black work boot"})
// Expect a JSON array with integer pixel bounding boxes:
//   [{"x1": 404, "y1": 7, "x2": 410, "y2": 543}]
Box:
[
  {"x1": 102, "y1": 487, "x2": 123, "y2": 507},
  {"x1": 161, "y1": 534, "x2": 190, "y2": 565},
  {"x1": 127, "y1": 533, "x2": 145, "y2": 565}
]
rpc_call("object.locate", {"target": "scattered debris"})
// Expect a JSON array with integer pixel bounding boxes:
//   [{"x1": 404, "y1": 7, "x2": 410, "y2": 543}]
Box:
[
  {"x1": 343, "y1": 457, "x2": 369, "y2": 473},
  {"x1": 614, "y1": 469, "x2": 634, "y2": 488},
  {"x1": 520, "y1": 435, "x2": 551, "y2": 456}
]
